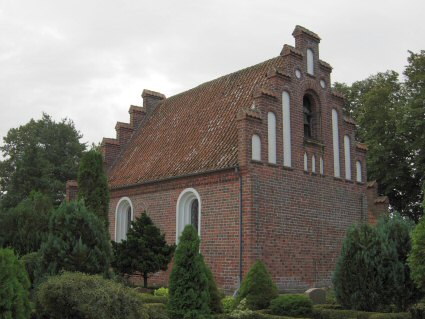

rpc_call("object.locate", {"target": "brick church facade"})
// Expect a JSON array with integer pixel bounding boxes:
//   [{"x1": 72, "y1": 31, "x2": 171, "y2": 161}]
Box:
[{"x1": 68, "y1": 26, "x2": 386, "y2": 292}]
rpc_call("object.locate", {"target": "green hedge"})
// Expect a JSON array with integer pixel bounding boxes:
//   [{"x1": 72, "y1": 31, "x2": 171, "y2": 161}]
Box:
[
  {"x1": 140, "y1": 292, "x2": 168, "y2": 304},
  {"x1": 269, "y1": 294, "x2": 313, "y2": 317},
  {"x1": 35, "y1": 272, "x2": 147, "y2": 319},
  {"x1": 312, "y1": 305, "x2": 411, "y2": 319},
  {"x1": 144, "y1": 303, "x2": 169, "y2": 319}
]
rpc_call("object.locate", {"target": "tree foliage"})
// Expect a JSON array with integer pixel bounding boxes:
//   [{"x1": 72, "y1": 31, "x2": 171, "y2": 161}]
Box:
[
  {"x1": 0, "y1": 248, "x2": 31, "y2": 319},
  {"x1": 0, "y1": 191, "x2": 52, "y2": 255},
  {"x1": 409, "y1": 191, "x2": 425, "y2": 292},
  {"x1": 334, "y1": 50, "x2": 425, "y2": 221},
  {"x1": 333, "y1": 223, "x2": 404, "y2": 311},
  {"x1": 168, "y1": 225, "x2": 211, "y2": 319},
  {"x1": 202, "y1": 254, "x2": 223, "y2": 314},
  {"x1": 0, "y1": 113, "x2": 86, "y2": 209},
  {"x1": 236, "y1": 260, "x2": 278, "y2": 310},
  {"x1": 38, "y1": 200, "x2": 111, "y2": 277},
  {"x1": 111, "y1": 212, "x2": 175, "y2": 288},
  {"x1": 77, "y1": 149, "x2": 109, "y2": 225}
]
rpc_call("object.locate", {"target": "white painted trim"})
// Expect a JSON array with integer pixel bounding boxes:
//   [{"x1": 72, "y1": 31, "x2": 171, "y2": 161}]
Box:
[
  {"x1": 267, "y1": 112, "x2": 277, "y2": 164},
  {"x1": 332, "y1": 109, "x2": 340, "y2": 177},
  {"x1": 114, "y1": 197, "x2": 134, "y2": 242},
  {"x1": 304, "y1": 152, "x2": 308, "y2": 171},
  {"x1": 307, "y1": 49, "x2": 314, "y2": 75},
  {"x1": 176, "y1": 188, "x2": 201, "y2": 243},
  {"x1": 282, "y1": 91, "x2": 292, "y2": 167}
]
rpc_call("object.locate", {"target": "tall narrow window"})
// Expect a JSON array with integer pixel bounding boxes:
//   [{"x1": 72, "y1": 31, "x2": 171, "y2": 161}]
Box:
[
  {"x1": 344, "y1": 135, "x2": 351, "y2": 180},
  {"x1": 115, "y1": 197, "x2": 133, "y2": 242},
  {"x1": 282, "y1": 91, "x2": 292, "y2": 167},
  {"x1": 304, "y1": 153, "x2": 308, "y2": 171},
  {"x1": 176, "y1": 188, "x2": 201, "y2": 242},
  {"x1": 267, "y1": 112, "x2": 276, "y2": 164},
  {"x1": 252, "y1": 134, "x2": 261, "y2": 161},
  {"x1": 332, "y1": 109, "x2": 340, "y2": 177},
  {"x1": 356, "y1": 161, "x2": 362, "y2": 182},
  {"x1": 320, "y1": 156, "x2": 324, "y2": 175},
  {"x1": 311, "y1": 155, "x2": 316, "y2": 173},
  {"x1": 307, "y1": 49, "x2": 314, "y2": 75},
  {"x1": 303, "y1": 96, "x2": 313, "y2": 138}
]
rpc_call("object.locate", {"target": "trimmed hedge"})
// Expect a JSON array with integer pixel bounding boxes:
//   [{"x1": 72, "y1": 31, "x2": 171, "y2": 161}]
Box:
[
  {"x1": 270, "y1": 294, "x2": 313, "y2": 317},
  {"x1": 35, "y1": 272, "x2": 147, "y2": 319},
  {"x1": 140, "y1": 292, "x2": 168, "y2": 304},
  {"x1": 312, "y1": 305, "x2": 410, "y2": 319},
  {"x1": 144, "y1": 303, "x2": 169, "y2": 319},
  {"x1": 410, "y1": 300, "x2": 425, "y2": 319}
]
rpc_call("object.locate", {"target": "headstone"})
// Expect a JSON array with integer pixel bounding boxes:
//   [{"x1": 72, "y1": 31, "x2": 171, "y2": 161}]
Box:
[{"x1": 305, "y1": 288, "x2": 326, "y2": 304}]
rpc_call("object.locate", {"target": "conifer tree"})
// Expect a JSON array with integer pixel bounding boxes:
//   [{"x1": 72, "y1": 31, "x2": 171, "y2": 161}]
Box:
[
  {"x1": 77, "y1": 150, "x2": 109, "y2": 225},
  {"x1": 409, "y1": 189, "x2": 425, "y2": 292},
  {"x1": 168, "y1": 225, "x2": 211, "y2": 319},
  {"x1": 236, "y1": 260, "x2": 278, "y2": 310},
  {"x1": 111, "y1": 212, "x2": 175, "y2": 288},
  {"x1": 202, "y1": 255, "x2": 223, "y2": 314}
]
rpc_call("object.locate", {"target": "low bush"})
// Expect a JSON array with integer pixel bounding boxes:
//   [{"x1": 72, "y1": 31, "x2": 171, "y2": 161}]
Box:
[
  {"x1": 154, "y1": 287, "x2": 169, "y2": 297},
  {"x1": 410, "y1": 300, "x2": 425, "y2": 319},
  {"x1": 237, "y1": 260, "x2": 278, "y2": 310},
  {"x1": 222, "y1": 296, "x2": 237, "y2": 313},
  {"x1": 140, "y1": 292, "x2": 168, "y2": 304},
  {"x1": 0, "y1": 248, "x2": 31, "y2": 319},
  {"x1": 35, "y1": 271, "x2": 147, "y2": 319},
  {"x1": 144, "y1": 303, "x2": 169, "y2": 319},
  {"x1": 312, "y1": 305, "x2": 410, "y2": 319},
  {"x1": 269, "y1": 294, "x2": 313, "y2": 317}
]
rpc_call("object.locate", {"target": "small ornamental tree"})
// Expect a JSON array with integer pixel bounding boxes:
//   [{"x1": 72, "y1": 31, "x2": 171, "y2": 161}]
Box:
[
  {"x1": 0, "y1": 248, "x2": 31, "y2": 319},
  {"x1": 236, "y1": 260, "x2": 278, "y2": 310},
  {"x1": 333, "y1": 223, "x2": 403, "y2": 311},
  {"x1": 77, "y1": 150, "x2": 109, "y2": 225},
  {"x1": 111, "y1": 212, "x2": 175, "y2": 288},
  {"x1": 168, "y1": 225, "x2": 211, "y2": 319},
  {"x1": 39, "y1": 201, "x2": 111, "y2": 277},
  {"x1": 0, "y1": 191, "x2": 52, "y2": 255},
  {"x1": 409, "y1": 215, "x2": 425, "y2": 291}
]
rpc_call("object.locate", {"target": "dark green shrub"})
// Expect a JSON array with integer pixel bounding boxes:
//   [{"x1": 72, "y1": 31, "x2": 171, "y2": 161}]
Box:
[
  {"x1": 410, "y1": 300, "x2": 425, "y2": 319},
  {"x1": 269, "y1": 294, "x2": 313, "y2": 317},
  {"x1": 20, "y1": 251, "x2": 42, "y2": 287},
  {"x1": 35, "y1": 271, "x2": 147, "y2": 319},
  {"x1": 409, "y1": 215, "x2": 425, "y2": 292},
  {"x1": 140, "y1": 293, "x2": 168, "y2": 304},
  {"x1": 0, "y1": 248, "x2": 31, "y2": 319},
  {"x1": 144, "y1": 303, "x2": 169, "y2": 319},
  {"x1": 377, "y1": 213, "x2": 421, "y2": 310},
  {"x1": 168, "y1": 224, "x2": 210, "y2": 319},
  {"x1": 0, "y1": 191, "x2": 52, "y2": 255},
  {"x1": 312, "y1": 305, "x2": 410, "y2": 319},
  {"x1": 222, "y1": 296, "x2": 236, "y2": 313},
  {"x1": 203, "y1": 255, "x2": 223, "y2": 313},
  {"x1": 237, "y1": 260, "x2": 278, "y2": 310},
  {"x1": 77, "y1": 150, "x2": 110, "y2": 225},
  {"x1": 112, "y1": 212, "x2": 175, "y2": 288},
  {"x1": 332, "y1": 223, "x2": 403, "y2": 311},
  {"x1": 38, "y1": 201, "x2": 111, "y2": 276}
]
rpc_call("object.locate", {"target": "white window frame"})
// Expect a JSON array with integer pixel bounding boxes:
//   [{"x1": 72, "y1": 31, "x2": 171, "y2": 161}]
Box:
[
  {"x1": 115, "y1": 197, "x2": 134, "y2": 242},
  {"x1": 344, "y1": 135, "x2": 352, "y2": 180},
  {"x1": 282, "y1": 91, "x2": 292, "y2": 167},
  {"x1": 252, "y1": 134, "x2": 261, "y2": 161},
  {"x1": 176, "y1": 188, "x2": 201, "y2": 243},
  {"x1": 307, "y1": 49, "x2": 314, "y2": 75},
  {"x1": 267, "y1": 112, "x2": 277, "y2": 164}
]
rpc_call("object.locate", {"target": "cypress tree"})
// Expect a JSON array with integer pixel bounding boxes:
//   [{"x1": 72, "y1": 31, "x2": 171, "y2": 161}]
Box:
[
  {"x1": 168, "y1": 225, "x2": 210, "y2": 319},
  {"x1": 111, "y1": 212, "x2": 175, "y2": 288},
  {"x1": 77, "y1": 150, "x2": 109, "y2": 225},
  {"x1": 201, "y1": 254, "x2": 223, "y2": 313},
  {"x1": 409, "y1": 207, "x2": 425, "y2": 292},
  {"x1": 236, "y1": 260, "x2": 278, "y2": 310}
]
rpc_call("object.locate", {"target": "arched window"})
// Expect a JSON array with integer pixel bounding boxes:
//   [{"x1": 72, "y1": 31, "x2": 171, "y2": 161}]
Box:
[
  {"x1": 267, "y1": 112, "x2": 276, "y2": 164},
  {"x1": 356, "y1": 161, "x2": 362, "y2": 182},
  {"x1": 344, "y1": 135, "x2": 351, "y2": 180},
  {"x1": 115, "y1": 197, "x2": 133, "y2": 242},
  {"x1": 320, "y1": 156, "x2": 324, "y2": 175},
  {"x1": 252, "y1": 134, "x2": 261, "y2": 161},
  {"x1": 303, "y1": 96, "x2": 313, "y2": 138},
  {"x1": 312, "y1": 155, "x2": 316, "y2": 173},
  {"x1": 307, "y1": 49, "x2": 314, "y2": 75},
  {"x1": 332, "y1": 109, "x2": 340, "y2": 177},
  {"x1": 176, "y1": 188, "x2": 201, "y2": 242},
  {"x1": 304, "y1": 152, "x2": 308, "y2": 171},
  {"x1": 282, "y1": 91, "x2": 292, "y2": 167}
]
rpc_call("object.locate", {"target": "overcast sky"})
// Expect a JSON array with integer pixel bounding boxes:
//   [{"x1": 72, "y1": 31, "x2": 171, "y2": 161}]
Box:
[{"x1": 0, "y1": 0, "x2": 424, "y2": 148}]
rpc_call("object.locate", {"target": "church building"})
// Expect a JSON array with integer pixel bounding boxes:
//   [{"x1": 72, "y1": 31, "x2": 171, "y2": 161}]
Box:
[{"x1": 68, "y1": 26, "x2": 387, "y2": 292}]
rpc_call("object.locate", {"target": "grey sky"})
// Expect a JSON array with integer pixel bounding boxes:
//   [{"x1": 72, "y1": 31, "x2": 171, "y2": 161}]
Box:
[{"x1": 0, "y1": 0, "x2": 424, "y2": 147}]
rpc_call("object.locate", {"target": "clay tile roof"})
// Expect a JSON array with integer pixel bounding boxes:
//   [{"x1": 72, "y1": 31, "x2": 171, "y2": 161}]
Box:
[
  {"x1": 343, "y1": 116, "x2": 357, "y2": 125},
  {"x1": 129, "y1": 105, "x2": 145, "y2": 113},
  {"x1": 108, "y1": 56, "x2": 285, "y2": 188},
  {"x1": 356, "y1": 143, "x2": 368, "y2": 151},
  {"x1": 292, "y1": 25, "x2": 321, "y2": 41},
  {"x1": 374, "y1": 196, "x2": 389, "y2": 204},
  {"x1": 331, "y1": 90, "x2": 345, "y2": 99},
  {"x1": 367, "y1": 180, "x2": 377, "y2": 188}
]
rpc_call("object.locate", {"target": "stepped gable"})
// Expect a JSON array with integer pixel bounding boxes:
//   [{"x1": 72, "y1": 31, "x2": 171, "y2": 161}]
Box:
[{"x1": 108, "y1": 56, "x2": 285, "y2": 188}]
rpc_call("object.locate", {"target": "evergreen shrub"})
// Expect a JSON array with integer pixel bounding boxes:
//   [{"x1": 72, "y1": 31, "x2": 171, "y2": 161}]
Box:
[
  {"x1": 38, "y1": 200, "x2": 111, "y2": 276},
  {"x1": 221, "y1": 296, "x2": 237, "y2": 313},
  {"x1": 144, "y1": 303, "x2": 169, "y2": 319},
  {"x1": 410, "y1": 300, "x2": 425, "y2": 319},
  {"x1": 168, "y1": 224, "x2": 210, "y2": 319},
  {"x1": 236, "y1": 260, "x2": 278, "y2": 310},
  {"x1": 140, "y1": 293, "x2": 168, "y2": 304},
  {"x1": 269, "y1": 294, "x2": 313, "y2": 317},
  {"x1": 332, "y1": 223, "x2": 403, "y2": 311},
  {"x1": 20, "y1": 251, "x2": 41, "y2": 287},
  {"x1": 35, "y1": 271, "x2": 147, "y2": 319},
  {"x1": 0, "y1": 248, "x2": 31, "y2": 319},
  {"x1": 409, "y1": 215, "x2": 425, "y2": 292},
  {"x1": 203, "y1": 255, "x2": 223, "y2": 313}
]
